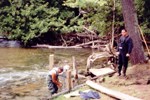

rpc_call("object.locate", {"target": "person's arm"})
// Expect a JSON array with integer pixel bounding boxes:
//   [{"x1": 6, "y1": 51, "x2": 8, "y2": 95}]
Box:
[
  {"x1": 126, "y1": 38, "x2": 133, "y2": 56},
  {"x1": 51, "y1": 73, "x2": 62, "y2": 87},
  {"x1": 127, "y1": 38, "x2": 133, "y2": 53}
]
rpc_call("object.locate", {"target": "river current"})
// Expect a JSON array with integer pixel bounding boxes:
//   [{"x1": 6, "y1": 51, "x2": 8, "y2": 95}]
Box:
[{"x1": 0, "y1": 47, "x2": 92, "y2": 87}]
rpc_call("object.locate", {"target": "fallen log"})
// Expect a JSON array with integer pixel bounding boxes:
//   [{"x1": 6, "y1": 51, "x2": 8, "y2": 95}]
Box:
[
  {"x1": 48, "y1": 45, "x2": 82, "y2": 49},
  {"x1": 32, "y1": 44, "x2": 82, "y2": 48},
  {"x1": 32, "y1": 41, "x2": 108, "y2": 49},
  {"x1": 86, "y1": 80, "x2": 142, "y2": 100}
]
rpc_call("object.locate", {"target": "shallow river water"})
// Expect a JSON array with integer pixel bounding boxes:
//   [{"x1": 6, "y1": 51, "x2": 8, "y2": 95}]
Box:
[
  {"x1": 0, "y1": 47, "x2": 96, "y2": 99},
  {"x1": 0, "y1": 48, "x2": 96, "y2": 100},
  {"x1": 0, "y1": 47, "x2": 93, "y2": 88}
]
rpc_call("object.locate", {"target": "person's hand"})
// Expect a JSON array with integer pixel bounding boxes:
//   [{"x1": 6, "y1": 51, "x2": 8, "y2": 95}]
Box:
[
  {"x1": 126, "y1": 53, "x2": 130, "y2": 57},
  {"x1": 115, "y1": 52, "x2": 119, "y2": 56},
  {"x1": 57, "y1": 83, "x2": 62, "y2": 88}
]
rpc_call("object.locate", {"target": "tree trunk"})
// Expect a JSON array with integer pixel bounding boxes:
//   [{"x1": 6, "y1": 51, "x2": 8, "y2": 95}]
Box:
[{"x1": 121, "y1": 0, "x2": 146, "y2": 64}]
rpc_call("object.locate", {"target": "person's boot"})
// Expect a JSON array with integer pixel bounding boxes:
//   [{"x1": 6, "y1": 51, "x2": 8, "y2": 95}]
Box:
[
  {"x1": 118, "y1": 71, "x2": 121, "y2": 76},
  {"x1": 118, "y1": 66, "x2": 121, "y2": 76},
  {"x1": 118, "y1": 68, "x2": 121, "y2": 76},
  {"x1": 123, "y1": 67, "x2": 127, "y2": 77}
]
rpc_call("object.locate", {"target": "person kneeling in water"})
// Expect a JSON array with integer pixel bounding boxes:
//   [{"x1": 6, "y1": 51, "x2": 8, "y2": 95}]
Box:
[{"x1": 47, "y1": 67, "x2": 63, "y2": 95}]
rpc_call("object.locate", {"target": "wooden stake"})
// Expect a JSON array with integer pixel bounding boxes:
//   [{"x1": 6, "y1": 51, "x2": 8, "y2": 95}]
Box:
[
  {"x1": 71, "y1": 79, "x2": 75, "y2": 89},
  {"x1": 49, "y1": 54, "x2": 54, "y2": 70},
  {"x1": 66, "y1": 70, "x2": 71, "y2": 91},
  {"x1": 138, "y1": 25, "x2": 150, "y2": 55},
  {"x1": 72, "y1": 56, "x2": 78, "y2": 79}
]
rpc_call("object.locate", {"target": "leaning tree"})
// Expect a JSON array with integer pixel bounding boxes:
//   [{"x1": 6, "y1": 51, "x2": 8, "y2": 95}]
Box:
[{"x1": 121, "y1": 0, "x2": 146, "y2": 64}]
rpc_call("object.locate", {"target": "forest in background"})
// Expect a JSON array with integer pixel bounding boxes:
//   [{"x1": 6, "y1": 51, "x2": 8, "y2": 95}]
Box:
[{"x1": 0, "y1": 0, "x2": 149, "y2": 47}]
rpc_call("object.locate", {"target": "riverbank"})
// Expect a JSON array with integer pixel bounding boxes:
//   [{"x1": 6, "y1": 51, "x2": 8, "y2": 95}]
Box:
[{"x1": 54, "y1": 63, "x2": 150, "y2": 100}]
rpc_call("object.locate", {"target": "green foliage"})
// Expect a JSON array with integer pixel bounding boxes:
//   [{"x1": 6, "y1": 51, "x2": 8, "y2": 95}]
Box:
[
  {"x1": 135, "y1": 0, "x2": 150, "y2": 35},
  {"x1": 0, "y1": 0, "x2": 149, "y2": 46},
  {"x1": 64, "y1": 0, "x2": 123, "y2": 35},
  {"x1": 0, "y1": 0, "x2": 82, "y2": 45}
]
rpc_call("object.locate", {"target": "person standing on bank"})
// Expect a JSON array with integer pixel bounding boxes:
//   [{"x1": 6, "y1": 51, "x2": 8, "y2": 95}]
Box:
[
  {"x1": 47, "y1": 67, "x2": 63, "y2": 95},
  {"x1": 117, "y1": 29, "x2": 133, "y2": 77}
]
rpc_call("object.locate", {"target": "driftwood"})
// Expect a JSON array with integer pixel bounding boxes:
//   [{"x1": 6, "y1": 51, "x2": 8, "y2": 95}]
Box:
[
  {"x1": 32, "y1": 40, "x2": 108, "y2": 49},
  {"x1": 86, "y1": 43, "x2": 117, "y2": 71},
  {"x1": 86, "y1": 52, "x2": 114, "y2": 71},
  {"x1": 86, "y1": 80, "x2": 142, "y2": 100},
  {"x1": 32, "y1": 44, "x2": 82, "y2": 48}
]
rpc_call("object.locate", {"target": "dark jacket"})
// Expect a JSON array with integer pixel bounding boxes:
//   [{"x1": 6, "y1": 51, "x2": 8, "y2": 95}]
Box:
[{"x1": 118, "y1": 35, "x2": 133, "y2": 55}]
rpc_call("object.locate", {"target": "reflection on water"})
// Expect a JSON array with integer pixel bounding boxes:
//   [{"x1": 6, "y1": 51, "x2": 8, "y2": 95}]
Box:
[{"x1": 0, "y1": 48, "x2": 92, "y2": 71}]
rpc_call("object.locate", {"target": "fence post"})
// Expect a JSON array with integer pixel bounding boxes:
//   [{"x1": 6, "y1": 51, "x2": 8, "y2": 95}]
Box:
[
  {"x1": 66, "y1": 70, "x2": 71, "y2": 91},
  {"x1": 49, "y1": 54, "x2": 54, "y2": 70},
  {"x1": 72, "y1": 56, "x2": 78, "y2": 79}
]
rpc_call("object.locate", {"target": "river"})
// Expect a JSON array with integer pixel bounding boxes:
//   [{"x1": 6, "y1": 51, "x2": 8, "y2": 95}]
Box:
[
  {"x1": 0, "y1": 47, "x2": 93, "y2": 85},
  {"x1": 0, "y1": 47, "x2": 94, "y2": 100}
]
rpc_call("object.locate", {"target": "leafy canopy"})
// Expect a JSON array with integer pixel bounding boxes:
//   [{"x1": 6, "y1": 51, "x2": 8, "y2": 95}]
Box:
[
  {"x1": 0, "y1": 0, "x2": 82, "y2": 45},
  {"x1": 0, "y1": 0, "x2": 149, "y2": 46}
]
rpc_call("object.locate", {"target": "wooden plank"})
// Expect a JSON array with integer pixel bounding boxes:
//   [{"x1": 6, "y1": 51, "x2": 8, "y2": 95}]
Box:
[
  {"x1": 86, "y1": 80, "x2": 142, "y2": 100},
  {"x1": 89, "y1": 67, "x2": 115, "y2": 76}
]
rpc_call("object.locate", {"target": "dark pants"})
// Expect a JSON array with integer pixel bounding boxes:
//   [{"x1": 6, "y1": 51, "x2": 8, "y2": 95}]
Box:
[
  {"x1": 47, "y1": 76, "x2": 58, "y2": 94},
  {"x1": 118, "y1": 53, "x2": 129, "y2": 76}
]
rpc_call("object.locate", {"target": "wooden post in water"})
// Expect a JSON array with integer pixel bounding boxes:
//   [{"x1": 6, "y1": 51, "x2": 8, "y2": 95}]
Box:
[
  {"x1": 72, "y1": 56, "x2": 78, "y2": 89},
  {"x1": 66, "y1": 70, "x2": 71, "y2": 91},
  {"x1": 72, "y1": 56, "x2": 78, "y2": 79},
  {"x1": 49, "y1": 54, "x2": 54, "y2": 70}
]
